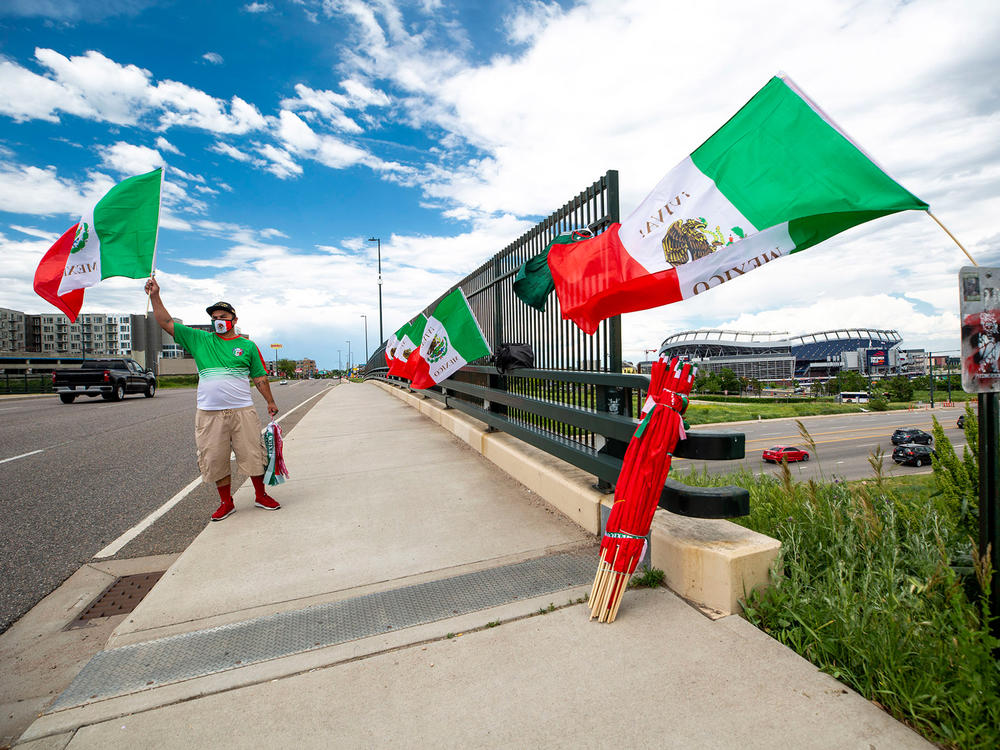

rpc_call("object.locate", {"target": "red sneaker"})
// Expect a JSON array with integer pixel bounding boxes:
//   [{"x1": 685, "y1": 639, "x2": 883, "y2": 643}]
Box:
[
  {"x1": 254, "y1": 495, "x2": 280, "y2": 510},
  {"x1": 211, "y1": 500, "x2": 235, "y2": 522}
]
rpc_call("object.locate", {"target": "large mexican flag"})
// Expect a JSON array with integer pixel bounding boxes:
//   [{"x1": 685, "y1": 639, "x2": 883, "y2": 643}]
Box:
[
  {"x1": 409, "y1": 289, "x2": 491, "y2": 390},
  {"x1": 56, "y1": 168, "x2": 163, "y2": 296},
  {"x1": 547, "y1": 76, "x2": 928, "y2": 334}
]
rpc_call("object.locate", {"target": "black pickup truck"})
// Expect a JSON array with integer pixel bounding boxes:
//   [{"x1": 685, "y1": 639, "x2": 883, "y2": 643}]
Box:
[{"x1": 52, "y1": 358, "x2": 157, "y2": 404}]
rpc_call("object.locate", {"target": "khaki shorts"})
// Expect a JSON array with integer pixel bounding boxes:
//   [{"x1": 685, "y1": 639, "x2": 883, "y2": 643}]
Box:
[{"x1": 194, "y1": 407, "x2": 266, "y2": 484}]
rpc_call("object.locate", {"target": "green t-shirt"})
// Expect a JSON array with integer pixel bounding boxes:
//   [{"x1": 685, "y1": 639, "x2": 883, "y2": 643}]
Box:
[{"x1": 172, "y1": 323, "x2": 267, "y2": 410}]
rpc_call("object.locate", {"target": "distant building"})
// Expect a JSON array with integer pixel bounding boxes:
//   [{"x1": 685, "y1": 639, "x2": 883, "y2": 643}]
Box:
[{"x1": 296, "y1": 358, "x2": 318, "y2": 378}]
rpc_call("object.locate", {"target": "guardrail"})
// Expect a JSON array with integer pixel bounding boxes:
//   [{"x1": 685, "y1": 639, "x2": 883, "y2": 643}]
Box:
[
  {"x1": 367, "y1": 365, "x2": 749, "y2": 519},
  {"x1": 1, "y1": 372, "x2": 54, "y2": 394}
]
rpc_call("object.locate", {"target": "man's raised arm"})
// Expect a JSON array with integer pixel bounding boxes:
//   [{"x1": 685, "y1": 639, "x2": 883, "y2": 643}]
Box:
[{"x1": 144, "y1": 277, "x2": 174, "y2": 336}]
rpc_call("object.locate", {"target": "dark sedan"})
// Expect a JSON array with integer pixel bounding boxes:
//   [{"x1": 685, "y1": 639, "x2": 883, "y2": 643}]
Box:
[
  {"x1": 892, "y1": 443, "x2": 935, "y2": 467},
  {"x1": 891, "y1": 428, "x2": 932, "y2": 446}
]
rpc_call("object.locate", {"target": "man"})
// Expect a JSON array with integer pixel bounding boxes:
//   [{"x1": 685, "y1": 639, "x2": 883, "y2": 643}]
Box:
[{"x1": 145, "y1": 277, "x2": 281, "y2": 521}]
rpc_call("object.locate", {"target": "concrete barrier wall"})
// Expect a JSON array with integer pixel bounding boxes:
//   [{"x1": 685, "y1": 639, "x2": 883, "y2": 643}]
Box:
[{"x1": 372, "y1": 380, "x2": 780, "y2": 616}]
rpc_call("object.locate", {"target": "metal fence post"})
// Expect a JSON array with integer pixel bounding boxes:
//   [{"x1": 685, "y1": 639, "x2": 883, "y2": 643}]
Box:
[{"x1": 979, "y1": 392, "x2": 1000, "y2": 645}]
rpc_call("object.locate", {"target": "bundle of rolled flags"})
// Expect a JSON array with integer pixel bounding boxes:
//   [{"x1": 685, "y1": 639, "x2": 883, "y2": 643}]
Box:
[
  {"x1": 263, "y1": 420, "x2": 289, "y2": 486},
  {"x1": 589, "y1": 356, "x2": 695, "y2": 622}
]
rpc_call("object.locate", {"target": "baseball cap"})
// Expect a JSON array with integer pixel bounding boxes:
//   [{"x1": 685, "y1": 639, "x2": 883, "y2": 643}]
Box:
[{"x1": 206, "y1": 301, "x2": 237, "y2": 316}]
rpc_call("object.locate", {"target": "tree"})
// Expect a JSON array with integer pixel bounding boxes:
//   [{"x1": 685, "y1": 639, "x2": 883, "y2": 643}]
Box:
[
  {"x1": 718, "y1": 368, "x2": 741, "y2": 394},
  {"x1": 884, "y1": 375, "x2": 914, "y2": 402},
  {"x1": 276, "y1": 358, "x2": 297, "y2": 378},
  {"x1": 834, "y1": 370, "x2": 867, "y2": 393}
]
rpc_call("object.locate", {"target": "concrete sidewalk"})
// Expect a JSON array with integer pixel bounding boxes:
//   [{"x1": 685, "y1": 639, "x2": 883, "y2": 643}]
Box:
[{"x1": 18, "y1": 382, "x2": 932, "y2": 749}]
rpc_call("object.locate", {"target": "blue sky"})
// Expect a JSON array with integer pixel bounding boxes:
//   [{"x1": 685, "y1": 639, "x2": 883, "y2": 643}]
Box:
[{"x1": 2, "y1": 0, "x2": 999, "y2": 369}]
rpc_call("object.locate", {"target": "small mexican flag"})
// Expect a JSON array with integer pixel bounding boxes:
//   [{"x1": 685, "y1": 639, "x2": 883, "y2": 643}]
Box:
[
  {"x1": 547, "y1": 76, "x2": 928, "y2": 334},
  {"x1": 388, "y1": 314, "x2": 427, "y2": 378},
  {"x1": 409, "y1": 289, "x2": 491, "y2": 389}
]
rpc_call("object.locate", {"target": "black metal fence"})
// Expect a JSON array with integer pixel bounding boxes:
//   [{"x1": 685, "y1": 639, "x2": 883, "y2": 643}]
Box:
[
  {"x1": 363, "y1": 172, "x2": 748, "y2": 517},
  {"x1": 1, "y1": 371, "x2": 54, "y2": 394}
]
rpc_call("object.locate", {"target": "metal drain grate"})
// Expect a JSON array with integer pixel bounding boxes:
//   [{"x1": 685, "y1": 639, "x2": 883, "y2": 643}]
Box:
[
  {"x1": 68, "y1": 572, "x2": 165, "y2": 628},
  {"x1": 50, "y1": 551, "x2": 595, "y2": 710}
]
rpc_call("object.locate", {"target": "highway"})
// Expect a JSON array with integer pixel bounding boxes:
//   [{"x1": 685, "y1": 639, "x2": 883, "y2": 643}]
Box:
[
  {"x1": 0, "y1": 379, "x2": 334, "y2": 634},
  {"x1": 676, "y1": 403, "x2": 970, "y2": 481}
]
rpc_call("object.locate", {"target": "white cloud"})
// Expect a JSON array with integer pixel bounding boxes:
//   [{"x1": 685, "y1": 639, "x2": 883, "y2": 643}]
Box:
[
  {"x1": 99, "y1": 142, "x2": 164, "y2": 176},
  {"x1": 243, "y1": 2, "x2": 272, "y2": 12},
  {"x1": 256, "y1": 144, "x2": 303, "y2": 179},
  {"x1": 155, "y1": 136, "x2": 181, "y2": 154},
  {"x1": 210, "y1": 141, "x2": 254, "y2": 162},
  {"x1": 202, "y1": 52, "x2": 224, "y2": 65},
  {"x1": 0, "y1": 49, "x2": 268, "y2": 135}
]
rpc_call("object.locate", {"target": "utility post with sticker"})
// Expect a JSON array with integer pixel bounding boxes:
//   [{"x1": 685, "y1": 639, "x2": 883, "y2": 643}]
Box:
[{"x1": 959, "y1": 266, "x2": 1000, "y2": 644}]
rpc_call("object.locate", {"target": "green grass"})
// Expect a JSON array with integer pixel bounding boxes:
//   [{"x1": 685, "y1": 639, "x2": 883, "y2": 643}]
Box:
[
  {"x1": 684, "y1": 400, "x2": 912, "y2": 424},
  {"x1": 157, "y1": 374, "x2": 200, "y2": 388},
  {"x1": 911, "y1": 389, "x2": 974, "y2": 403},
  {"x1": 675, "y1": 460, "x2": 999, "y2": 749}
]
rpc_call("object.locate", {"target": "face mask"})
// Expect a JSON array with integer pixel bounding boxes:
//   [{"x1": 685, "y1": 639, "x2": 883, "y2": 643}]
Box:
[{"x1": 213, "y1": 319, "x2": 234, "y2": 334}]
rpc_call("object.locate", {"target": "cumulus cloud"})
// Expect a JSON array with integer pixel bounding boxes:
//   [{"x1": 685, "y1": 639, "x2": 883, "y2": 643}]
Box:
[
  {"x1": 0, "y1": 49, "x2": 267, "y2": 135},
  {"x1": 243, "y1": 2, "x2": 272, "y2": 12}
]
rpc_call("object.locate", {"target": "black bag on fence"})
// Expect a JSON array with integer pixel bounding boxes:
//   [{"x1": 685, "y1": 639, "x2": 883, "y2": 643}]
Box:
[{"x1": 492, "y1": 343, "x2": 534, "y2": 374}]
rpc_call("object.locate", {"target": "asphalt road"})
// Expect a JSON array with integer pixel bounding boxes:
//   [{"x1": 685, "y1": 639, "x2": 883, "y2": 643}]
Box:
[
  {"x1": 676, "y1": 403, "x2": 970, "y2": 482},
  {"x1": 0, "y1": 379, "x2": 334, "y2": 634}
]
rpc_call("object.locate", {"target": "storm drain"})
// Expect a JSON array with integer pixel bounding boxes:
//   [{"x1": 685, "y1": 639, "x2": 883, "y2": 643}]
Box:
[
  {"x1": 66, "y1": 572, "x2": 165, "y2": 629},
  {"x1": 50, "y1": 550, "x2": 595, "y2": 711}
]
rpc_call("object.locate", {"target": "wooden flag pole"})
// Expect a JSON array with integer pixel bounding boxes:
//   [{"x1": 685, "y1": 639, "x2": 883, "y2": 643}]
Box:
[{"x1": 928, "y1": 211, "x2": 977, "y2": 267}]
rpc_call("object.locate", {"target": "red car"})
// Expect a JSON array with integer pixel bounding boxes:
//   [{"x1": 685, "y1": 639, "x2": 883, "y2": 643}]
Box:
[{"x1": 762, "y1": 445, "x2": 810, "y2": 464}]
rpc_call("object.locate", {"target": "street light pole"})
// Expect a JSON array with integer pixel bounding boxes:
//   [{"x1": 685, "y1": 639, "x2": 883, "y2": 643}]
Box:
[
  {"x1": 368, "y1": 237, "x2": 383, "y2": 343},
  {"x1": 338, "y1": 349, "x2": 341, "y2": 372},
  {"x1": 346, "y1": 340, "x2": 351, "y2": 372},
  {"x1": 361, "y1": 314, "x2": 368, "y2": 364}
]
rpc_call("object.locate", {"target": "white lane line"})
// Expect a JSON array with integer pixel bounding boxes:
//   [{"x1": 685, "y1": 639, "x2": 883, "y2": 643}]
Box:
[
  {"x1": 0, "y1": 449, "x2": 43, "y2": 465},
  {"x1": 94, "y1": 476, "x2": 203, "y2": 559},
  {"x1": 94, "y1": 385, "x2": 332, "y2": 559}
]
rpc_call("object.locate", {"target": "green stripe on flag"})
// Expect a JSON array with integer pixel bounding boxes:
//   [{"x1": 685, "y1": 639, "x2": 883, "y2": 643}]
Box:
[
  {"x1": 690, "y1": 77, "x2": 927, "y2": 231},
  {"x1": 95, "y1": 168, "x2": 162, "y2": 279}
]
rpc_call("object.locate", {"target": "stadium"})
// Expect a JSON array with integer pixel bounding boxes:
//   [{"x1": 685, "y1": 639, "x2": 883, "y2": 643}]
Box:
[{"x1": 656, "y1": 328, "x2": 921, "y2": 383}]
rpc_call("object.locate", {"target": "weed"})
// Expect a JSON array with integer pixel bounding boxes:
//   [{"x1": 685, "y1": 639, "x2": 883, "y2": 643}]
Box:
[
  {"x1": 485, "y1": 620, "x2": 500, "y2": 628},
  {"x1": 629, "y1": 566, "x2": 665, "y2": 588},
  {"x1": 445, "y1": 632, "x2": 455, "y2": 639}
]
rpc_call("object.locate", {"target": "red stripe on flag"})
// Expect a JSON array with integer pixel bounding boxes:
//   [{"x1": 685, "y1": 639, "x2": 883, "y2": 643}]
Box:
[
  {"x1": 547, "y1": 223, "x2": 682, "y2": 334},
  {"x1": 33, "y1": 224, "x2": 85, "y2": 322}
]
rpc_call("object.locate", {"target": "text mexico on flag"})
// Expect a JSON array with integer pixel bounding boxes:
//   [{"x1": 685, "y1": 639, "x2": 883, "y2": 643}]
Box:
[
  {"x1": 57, "y1": 168, "x2": 163, "y2": 297},
  {"x1": 547, "y1": 76, "x2": 928, "y2": 334},
  {"x1": 409, "y1": 289, "x2": 491, "y2": 390}
]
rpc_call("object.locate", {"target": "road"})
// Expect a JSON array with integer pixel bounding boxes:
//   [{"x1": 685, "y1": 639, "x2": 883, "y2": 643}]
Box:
[
  {"x1": 0, "y1": 379, "x2": 334, "y2": 634},
  {"x1": 676, "y1": 403, "x2": 970, "y2": 482}
]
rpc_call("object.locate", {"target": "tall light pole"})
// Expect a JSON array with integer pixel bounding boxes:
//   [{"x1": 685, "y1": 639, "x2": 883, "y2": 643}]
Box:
[
  {"x1": 367, "y1": 237, "x2": 383, "y2": 343},
  {"x1": 338, "y1": 349, "x2": 342, "y2": 372},
  {"x1": 346, "y1": 340, "x2": 351, "y2": 372},
  {"x1": 360, "y1": 314, "x2": 368, "y2": 364}
]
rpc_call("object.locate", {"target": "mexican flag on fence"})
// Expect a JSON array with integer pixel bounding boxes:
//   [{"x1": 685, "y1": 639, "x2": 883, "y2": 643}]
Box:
[
  {"x1": 547, "y1": 75, "x2": 929, "y2": 334},
  {"x1": 384, "y1": 324, "x2": 404, "y2": 367},
  {"x1": 409, "y1": 289, "x2": 491, "y2": 390},
  {"x1": 388, "y1": 314, "x2": 427, "y2": 378},
  {"x1": 33, "y1": 168, "x2": 163, "y2": 322}
]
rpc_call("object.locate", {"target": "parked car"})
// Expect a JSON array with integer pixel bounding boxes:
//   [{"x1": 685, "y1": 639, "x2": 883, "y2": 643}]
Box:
[
  {"x1": 892, "y1": 443, "x2": 935, "y2": 467},
  {"x1": 957, "y1": 414, "x2": 965, "y2": 429},
  {"x1": 762, "y1": 445, "x2": 809, "y2": 463},
  {"x1": 891, "y1": 428, "x2": 932, "y2": 446},
  {"x1": 52, "y1": 358, "x2": 156, "y2": 404}
]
